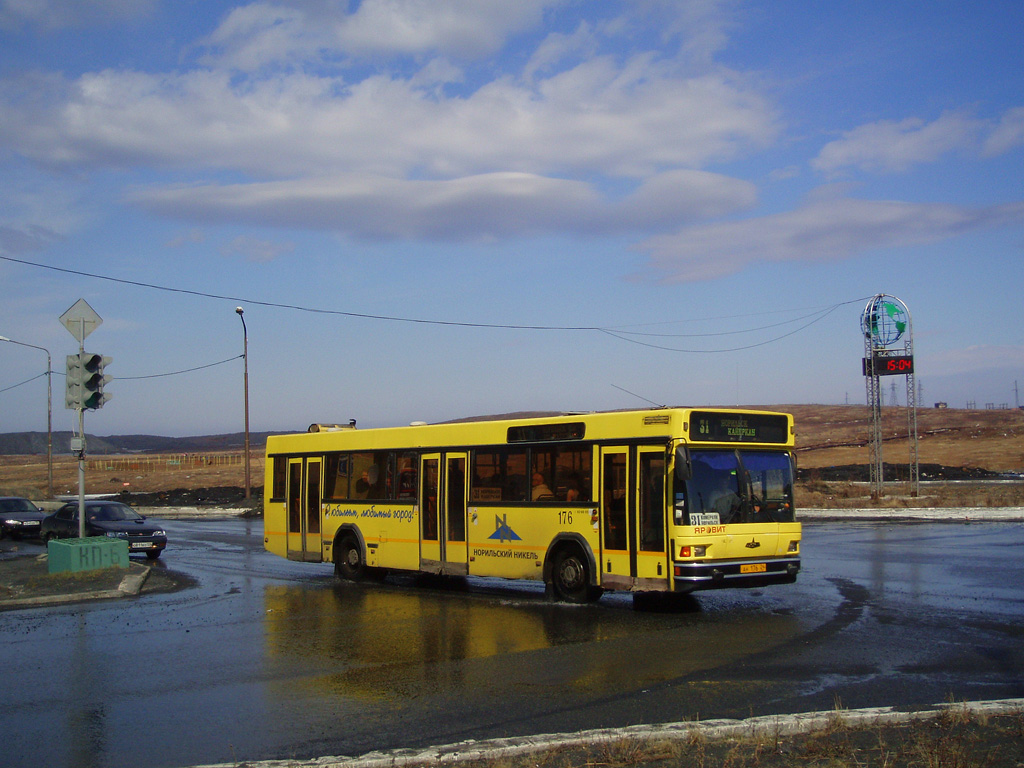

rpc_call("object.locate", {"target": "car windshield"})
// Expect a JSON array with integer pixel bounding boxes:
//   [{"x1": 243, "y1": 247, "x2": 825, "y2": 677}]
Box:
[
  {"x1": 0, "y1": 498, "x2": 37, "y2": 514},
  {"x1": 89, "y1": 503, "x2": 142, "y2": 522}
]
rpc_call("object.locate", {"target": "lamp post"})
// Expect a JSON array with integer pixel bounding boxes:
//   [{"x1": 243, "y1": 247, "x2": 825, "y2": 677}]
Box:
[
  {"x1": 0, "y1": 336, "x2": 53, "y2": 498},
  {"x1": 235, "y1": 308, "x2": 251, "y2": 500}
]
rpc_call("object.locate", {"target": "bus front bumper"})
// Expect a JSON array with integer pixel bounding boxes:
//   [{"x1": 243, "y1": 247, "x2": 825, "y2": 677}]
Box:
[{"x1": 674, "y1": 557, "x2": 800, "y2": 591}]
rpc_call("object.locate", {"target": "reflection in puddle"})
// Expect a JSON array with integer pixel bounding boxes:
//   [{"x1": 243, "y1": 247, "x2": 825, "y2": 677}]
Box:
[{"x1": 262, "y1": 578, "x2": 803, "y2": 707}]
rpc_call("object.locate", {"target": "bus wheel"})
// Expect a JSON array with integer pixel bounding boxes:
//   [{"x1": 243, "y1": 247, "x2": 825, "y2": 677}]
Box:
[
  {"x1": 551, "y1": 546, "x2": 596, "y2": 603},
  {"x1": 335, "y1": 535, "x2": 365, "y2": 581}
]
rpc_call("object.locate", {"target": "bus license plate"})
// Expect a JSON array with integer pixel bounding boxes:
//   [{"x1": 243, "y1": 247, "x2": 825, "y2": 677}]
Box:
[{"x1": 740, "y1": 563, "x2": 766, "y2": 574}]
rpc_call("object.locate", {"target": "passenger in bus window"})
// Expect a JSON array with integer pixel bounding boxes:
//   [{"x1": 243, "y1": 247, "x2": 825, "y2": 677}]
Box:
[{"x1": 531, "y1": 472, "x2": 554, "y2": 500}]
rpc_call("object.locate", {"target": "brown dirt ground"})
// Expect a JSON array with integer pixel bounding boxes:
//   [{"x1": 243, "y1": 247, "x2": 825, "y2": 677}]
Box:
[{"x1": 1, "y1": 405, "x2": 1022, "y2": 507}]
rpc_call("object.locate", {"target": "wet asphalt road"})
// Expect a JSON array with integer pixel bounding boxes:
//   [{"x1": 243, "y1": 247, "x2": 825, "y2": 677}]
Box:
[{"x1": 1, "y1": 516, "x2": 1022, "y2": 768}]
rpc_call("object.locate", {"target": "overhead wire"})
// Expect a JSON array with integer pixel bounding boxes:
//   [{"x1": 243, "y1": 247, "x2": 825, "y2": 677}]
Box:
[
  {"x1": 1, "y1": 255, "x2": 866, "y2": 368},
  {"x1": 0, "y1": 371, "x2": 47, "y2": 394},
  {"x1": 599, "y1": 301, "x2": 850, "y2": 353},
  {"x1": 118, "y1": 355, "x2": 243, "y2": 380}
]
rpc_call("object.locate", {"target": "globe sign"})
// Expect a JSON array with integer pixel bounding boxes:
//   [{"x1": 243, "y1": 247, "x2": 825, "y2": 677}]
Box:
[{"x1": 861, "y1": 299, "x2": 907, "y2": 346}]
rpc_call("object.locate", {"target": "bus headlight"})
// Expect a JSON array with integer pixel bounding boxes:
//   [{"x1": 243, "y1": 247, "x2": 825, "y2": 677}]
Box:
[{"x1": 787, "y1": 540, "x2": 799, "y2": 553}]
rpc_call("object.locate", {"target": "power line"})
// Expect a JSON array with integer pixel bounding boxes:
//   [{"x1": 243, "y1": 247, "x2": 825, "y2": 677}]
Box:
[
  {"x1": 1, "y1": 356, "x2": 242, "y2": 393},
  {"x1": 118, "y1": 355, "x2": 243, "y2": 380},
  {"x1": 2, "y1": 254, "x2": 865, "y2": 353},
  {"x1": 1, "y1": 255, "x2": 598, "y2": 331},
  {"x1": 599, "y1": 302, "x2": 850, "y2": 353},
  {"x1": 0, "y1": 371, "x2": 47, "y2": 394}
]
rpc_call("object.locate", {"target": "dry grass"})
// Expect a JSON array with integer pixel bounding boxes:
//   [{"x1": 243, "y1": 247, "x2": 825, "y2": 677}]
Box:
[
  {"x1": 441, "y1": 708, "x2": 1024, "y2": 768},
  {"x1": 0, "y1": 452, "x2": 266, "y2": 498},
  {"x1": 1, "y1": 405, "x2": 1021, "y2": 505}
]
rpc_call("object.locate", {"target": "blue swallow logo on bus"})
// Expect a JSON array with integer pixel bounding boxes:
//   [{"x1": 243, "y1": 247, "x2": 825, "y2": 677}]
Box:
[{"x1": 488, "y1": 514, "x2": 522, "y2": 543}]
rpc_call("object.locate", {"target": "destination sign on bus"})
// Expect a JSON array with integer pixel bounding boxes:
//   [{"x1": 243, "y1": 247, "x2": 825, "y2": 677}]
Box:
[{"x1": 689, "y1": 411, "x2": 789, "y2": 443}]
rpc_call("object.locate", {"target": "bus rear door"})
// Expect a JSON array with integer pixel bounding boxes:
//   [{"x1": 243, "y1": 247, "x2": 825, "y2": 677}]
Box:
[
  {"x1": 599, "y1": 447, "x2": 632, "y2": 589},
  {"x1": 418, "y1": 452, "x2": 469, "y2": 575},
  {"x1": 286, "y1": 457, "x2": 323, "y2": 562},
  {"x1": 443, "y1": 452, "x2": 469, "y2": 574},
  {"x1": 420, "y1": 454, "x2": 441, "y2": 569}
]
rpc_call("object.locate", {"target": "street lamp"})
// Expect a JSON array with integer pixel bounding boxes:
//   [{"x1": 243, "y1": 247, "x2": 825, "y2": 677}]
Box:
[
  {"x1": 235, "y1": 307, "x2": 251, "y2": 500},
  {"x1": 0, "y1": 335, "x2": 53, "y2": 498}
]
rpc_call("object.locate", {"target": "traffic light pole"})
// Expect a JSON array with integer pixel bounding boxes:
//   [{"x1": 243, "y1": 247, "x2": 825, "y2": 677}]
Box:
[
  {"x1": 77, "y1": 329, "x2": 86, "y2": 539},
  {"x1": 78, "y1": 404, "x2": 86, "y2": 539},
  {"x1": 59, "y1": 300, "x2": 110, "y2": 538}
]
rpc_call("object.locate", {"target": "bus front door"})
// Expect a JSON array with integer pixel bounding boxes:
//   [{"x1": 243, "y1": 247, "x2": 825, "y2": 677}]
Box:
[
  {"x1": 286, "y1": 457, "x2": 323, "y2": 562},
  {"x1": 635, "y1": 447, "x2": 668, "y2": 585},
  {"x1": 419, "y1": 452, "x2": 469, "y2": 575}
]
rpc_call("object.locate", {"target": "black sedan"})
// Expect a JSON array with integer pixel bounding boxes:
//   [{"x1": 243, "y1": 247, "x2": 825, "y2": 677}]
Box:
[
  {"x1": 0, "y1": 496, "x2": 46, "y2": 540},
  {"x1": 41, "y1": 500, "x2": 167, "y2": 559}
]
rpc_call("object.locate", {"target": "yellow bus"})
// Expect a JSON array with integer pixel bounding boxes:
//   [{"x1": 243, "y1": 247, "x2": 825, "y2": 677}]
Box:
[{"x1": 263, "y1": 407, "x2": 801, "y2": 602}]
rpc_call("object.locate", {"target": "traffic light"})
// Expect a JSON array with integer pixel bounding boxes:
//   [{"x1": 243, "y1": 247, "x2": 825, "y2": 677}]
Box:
[{"x1": 65, "y1": 352, "x2": 112, "y2": 410}]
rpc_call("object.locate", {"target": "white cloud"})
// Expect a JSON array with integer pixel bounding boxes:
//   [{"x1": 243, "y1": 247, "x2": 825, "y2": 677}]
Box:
[
  {"x1": 813, "y1": 111, "x2": 982, "y2": 174},
  {"x1": 131, "y1": 169, "x2": 755, "y2": 240},
  {"x1": 0, "y1": 224, "x2": 63, "y2": 255},
  {"x1": 523, "y1": 22, "x2": 597, "y2": 82},
  {"x1": 0, "y1": 54, "x2": 776, "y2": 179},
  {"x1": 0, "y1": 0, "x2": 155, "y2": 30},
  {"x1": 983, "y1": 107, "x2": 1024, "y2": 157},
  {"x1": 220, "y1": 234, "x2": 294, "y2": 262},
  {"x1": 638, "y1": 197, "x2": 1024, "y2": 283},
  {"x1": 203, "y1": 0, "x2": 559, "y2": 69}
]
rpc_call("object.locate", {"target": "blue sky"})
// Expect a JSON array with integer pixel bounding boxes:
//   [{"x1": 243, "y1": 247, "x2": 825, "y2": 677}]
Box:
[{"x1": 1, "y1": 0, "x2": 1022, "y2": 437}]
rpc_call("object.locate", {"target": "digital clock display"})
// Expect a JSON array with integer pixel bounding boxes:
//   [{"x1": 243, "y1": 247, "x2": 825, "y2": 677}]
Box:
[{"x1": 862, "y1": 354, "x2": 915, "y2": 376}]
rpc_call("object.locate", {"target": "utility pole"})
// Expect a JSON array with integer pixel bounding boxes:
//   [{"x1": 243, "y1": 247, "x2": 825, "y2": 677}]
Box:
[{"x1": 0, "y1": 336, "x2": 53, "y2": 497}]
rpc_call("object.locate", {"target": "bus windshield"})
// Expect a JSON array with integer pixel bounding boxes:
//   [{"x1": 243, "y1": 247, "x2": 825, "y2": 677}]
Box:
[{"x1": 677, "y1": 449, "x2": 794, "y2": 526}]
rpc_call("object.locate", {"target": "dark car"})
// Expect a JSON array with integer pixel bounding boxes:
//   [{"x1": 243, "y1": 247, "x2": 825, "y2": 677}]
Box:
[
  {"x1": 0, "y1": 497, "x2": 47, "y2": 540},
  {"x1": 40, "y1": 500, "x2": 167, "y2": 559}
]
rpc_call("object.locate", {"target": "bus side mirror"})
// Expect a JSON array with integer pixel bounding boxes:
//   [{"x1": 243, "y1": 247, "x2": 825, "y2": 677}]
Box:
[{"x1": 675, "y1": 447, "x2": 691, "y2": 480}]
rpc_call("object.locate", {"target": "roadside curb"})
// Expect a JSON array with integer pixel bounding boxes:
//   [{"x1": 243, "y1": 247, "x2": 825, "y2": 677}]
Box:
[
  {"x1": 188, "y1": 698, "x2": 1024, "y2": 768},
  {"x1": 117, "y1": 565, "x2": 151, "y2": 595},
  {"x1": 800, "y1": 506, "x2": 1024, "y2": 522}
]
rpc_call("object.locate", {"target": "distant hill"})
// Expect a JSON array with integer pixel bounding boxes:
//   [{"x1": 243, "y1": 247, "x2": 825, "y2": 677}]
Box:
[{"x1": 0, "y1": 431, "x2": 283, "y2": 456}]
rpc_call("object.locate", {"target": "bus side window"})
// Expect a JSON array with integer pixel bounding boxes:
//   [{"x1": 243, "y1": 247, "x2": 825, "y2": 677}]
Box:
[
  {"x1": 323, "y1": 453, "x2": 350, "y2": 500},
  {"x1": 478, "y1": 447, "x2": 527, "y2": 502},
  {"x1": 272, "y1": 456, "x2": 287, "y2": 500},
  {"x1": 555, "y1": 446, "x2": 591, "y2": 502},
  {"x1": 397, "y1": 452, "x2": 418, "y2": 500}
]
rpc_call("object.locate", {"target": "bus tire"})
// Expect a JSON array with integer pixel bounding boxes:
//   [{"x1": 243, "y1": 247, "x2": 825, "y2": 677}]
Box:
[
  {"x1": 550, "y1": 545, "x2": 598, "y2": 603},
  {"x1": 335, "y1": 534, "x2": 366, "y2": 581}
]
